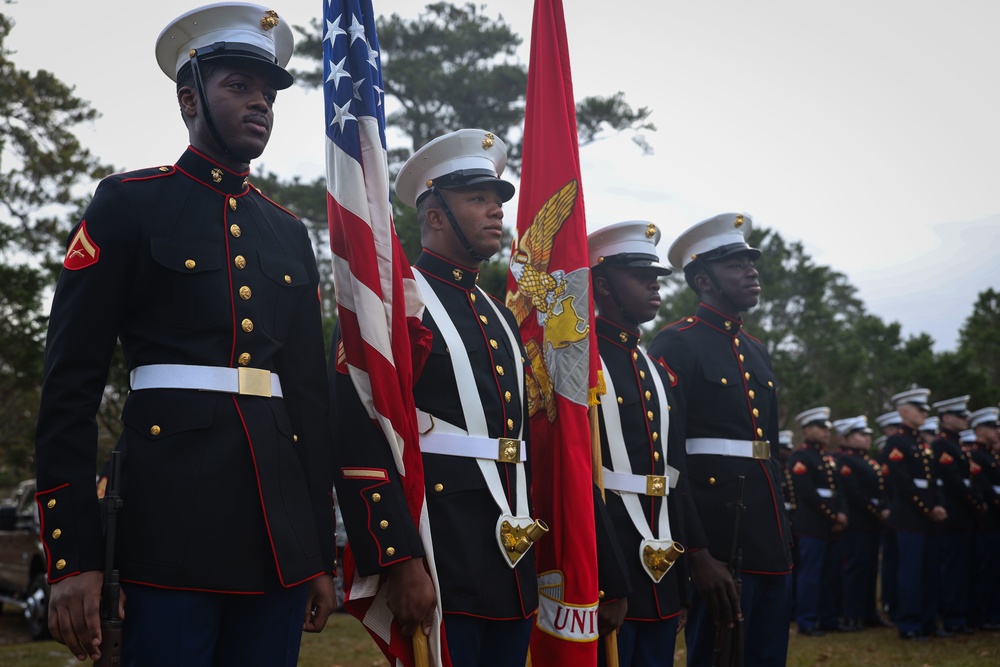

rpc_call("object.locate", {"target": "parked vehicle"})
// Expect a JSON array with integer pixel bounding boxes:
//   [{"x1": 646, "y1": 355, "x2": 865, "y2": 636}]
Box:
[{"x1": 0, "y1": 479, "x2": 49, "y2": 639}]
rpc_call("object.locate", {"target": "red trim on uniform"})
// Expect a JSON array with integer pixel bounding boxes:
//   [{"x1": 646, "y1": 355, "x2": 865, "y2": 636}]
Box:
[
  {"x1": 221, "y1": 203, "x2": 238, "y2": 364},
  {"x1": 253, "y1": 186, "x2": 298, "y2": 218},
  {"x1": 120, "y1": 167, "x2": 175, "y2": 183},
  {"x1": 33, "y1": 486, "x2": 73, "y2": 583},
  {"x1": 353, "y1": 479, "x2": 405, "y2": 568},
  {"x1": 444, "y1": 608, "x2": 533, "y2": 622},
  {"x1": 118, "y1": 578, "x2": 265, "y2": 595},
  {"x1": 232, "y1": 395, "x2": 322, "y2": 589}
]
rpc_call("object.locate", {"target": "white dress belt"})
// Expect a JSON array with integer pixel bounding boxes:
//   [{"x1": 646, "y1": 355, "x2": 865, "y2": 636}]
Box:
[
  {"x1": 130, "y1": 364, "x2": 283, "y2": 398},
  {"x1": 686, "y1": 437, "x2": 770, "y2": 459},
  {"x1": 417, "y1": 411, "x2": 526, "y2": 463},
  {"x1": 602, "y1": 466, "x2": 679, "y2": 496}
]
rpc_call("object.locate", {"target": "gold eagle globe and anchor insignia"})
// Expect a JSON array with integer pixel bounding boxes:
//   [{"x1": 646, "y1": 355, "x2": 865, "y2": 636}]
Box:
[{"x1": 506, "y1": 180, "x2": 590, "y2": 422}]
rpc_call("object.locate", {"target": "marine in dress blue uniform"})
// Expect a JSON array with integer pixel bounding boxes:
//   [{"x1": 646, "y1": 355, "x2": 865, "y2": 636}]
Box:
[
  {"x1": 882, "y1": 388, "x2": 948, "y2": 640},
  {"x1": 588, "y1": 221, "x2": 691, "y2": 667},
  {"x1": 929, "y1": 396, "x2": 983, "y2": 634},
  {"x1": 648, "y1": 213, "x2": 792, "y2": 667},
  {"x1": 34, "y1": 5, "x2": 336, "y2": 665},
  {"x1": 965, "y1": 409, "x2": 1000, "y2": 631},
  {"x1": 332, "y1": 130, "x2": 540, "y2": 667},
  {"x1": 834, "y1": 416, "x2": 885, "y2": 630},
  {"x1": 788, "y1": 407, "x2": 848, "y2": 636},
  {"x1": 873, "y1": 409, "x2": 903, "y2": 622}
]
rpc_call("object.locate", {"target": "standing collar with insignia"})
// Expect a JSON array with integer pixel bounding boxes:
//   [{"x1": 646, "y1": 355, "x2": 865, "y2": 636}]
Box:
[
  {"x1": 695, "y1": 303, "x2": 743, "y2": 336},
  {"x1": 415, "y1": 250, "x2": 480, "y2": 291},
  {"x1": 176, "y1": 146, "x2": 251, "y2": 196},
  {"x1": 596, "y1": 317, "x2": 640, "y2": 350}
]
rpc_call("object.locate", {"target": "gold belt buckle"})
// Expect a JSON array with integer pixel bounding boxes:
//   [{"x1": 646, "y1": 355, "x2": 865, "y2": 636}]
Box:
[
  {"x1": 645, "y1": 475, "x2": 667, "y2": 496},
  {"x1": 751, "y1": 440, "x2": 770, "y2": 459},
  {"x1": 238, "y1": 367, "x2": 272, "y2": 397},
  {"x1": 497, "y1": 438, "x2": 521, "y2": 463}
]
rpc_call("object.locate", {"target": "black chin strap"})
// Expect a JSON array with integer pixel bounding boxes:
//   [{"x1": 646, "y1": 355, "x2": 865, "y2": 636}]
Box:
[
  {"x1": 432, "y1": 186, "x2": 490, "y2": 263},
  {"x1": 599, "y1": 268, "x2": 640, "y2": 326},
  {"x1": 189, "y1": 56, "x2": 251, "y2": 166},
  {"x1": 701, "y1": 262, "x2": 742, "y2": 314}
]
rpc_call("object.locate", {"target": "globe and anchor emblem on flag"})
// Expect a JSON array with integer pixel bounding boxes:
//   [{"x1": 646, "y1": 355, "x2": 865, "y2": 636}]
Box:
[{"x1": 507, "y1": 179, "x2": 592, "y2": 422}]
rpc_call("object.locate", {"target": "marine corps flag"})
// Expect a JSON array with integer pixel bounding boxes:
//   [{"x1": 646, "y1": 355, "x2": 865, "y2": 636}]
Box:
[{"x1": 506, "y1": 0, "x2": 600, "y2": 663}]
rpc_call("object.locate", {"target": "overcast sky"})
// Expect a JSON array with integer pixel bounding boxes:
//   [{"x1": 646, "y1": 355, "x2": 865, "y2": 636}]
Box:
[{"x1": 6, "y1": 0, "x2": 998, "y2": 351}]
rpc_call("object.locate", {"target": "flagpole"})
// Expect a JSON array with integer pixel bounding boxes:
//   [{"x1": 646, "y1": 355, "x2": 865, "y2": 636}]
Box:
[
  {"x1": 590, "y1": 404, "x2": 620, "y2": 667},
  {"x1": 413, "y1": 634, "x2": 429, "y2": 667}
]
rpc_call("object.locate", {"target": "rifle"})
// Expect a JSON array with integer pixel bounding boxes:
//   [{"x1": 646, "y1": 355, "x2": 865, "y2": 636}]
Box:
[
  {"x1": 95, "y1": 451, "x2": 123, "y2": 666},
  {"x1": 712, "y1": 476, "x2": 746, "y2": 667}
]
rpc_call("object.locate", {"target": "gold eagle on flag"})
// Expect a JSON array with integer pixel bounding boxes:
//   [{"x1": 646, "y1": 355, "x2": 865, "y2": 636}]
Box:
[{"x1": 507, "y1": 179, "x2": 590, "y2": 421}]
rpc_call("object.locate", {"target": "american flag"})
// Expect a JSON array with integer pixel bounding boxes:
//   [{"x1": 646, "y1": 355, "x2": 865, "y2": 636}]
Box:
[{"x1": 322, "y1": 1, "x2": 440, "y2": 665}]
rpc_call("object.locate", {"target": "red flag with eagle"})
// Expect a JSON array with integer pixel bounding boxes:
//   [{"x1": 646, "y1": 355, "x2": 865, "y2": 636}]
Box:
[
  {"x1": 506, "y1": 0, "x2": 600, "y2": 662},
  {"x1": 323, "y1": 1, "x2": 441, "y2": 665}
]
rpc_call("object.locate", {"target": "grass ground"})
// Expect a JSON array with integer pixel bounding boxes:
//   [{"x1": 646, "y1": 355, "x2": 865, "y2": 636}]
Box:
[{"x1": 3, "y1": 605, "x2": 998, "y2": 666}]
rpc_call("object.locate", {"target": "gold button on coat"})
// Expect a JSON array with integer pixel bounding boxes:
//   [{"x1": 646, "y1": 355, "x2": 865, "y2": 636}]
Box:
[
  {"x1": 242, "y1": 319, "x2": 254, "y2": 333},
  {"x1": 379, "y1": 520, "x2": 389, "y2": 529},
  {"x1": 652, "y1": 432, "x2": 659, "y2": 441},
  {"x1": 185, "y1": 259, "x2": 196, "y2": 269},
  {"x1": 734, "y1": 338, "x2": 740, "y2": 347},
  {"x1": 507, "y1": 418, "x2": 514, "y2": 430},
  {"x1": 234, "y1": 255, "x2": 246, "y2": 269},
  {"x1": 230, "y1": 224, "x2": 241, "y2": 237},
  {"x1": 434, "y1": 484, "x2": 444, "y2": 492},
  {"x1": 284, "y1": 274, "x2": 292, "y2": 284},
  {"x1": 721, "y1": 378, "x2": 728, "y2": 385},
  {"x1": 639, "y1": 371, "x2": 646, "y2": 379},
  {"x1": 647, "y1": 411, "x2": 654, "y2": 421},
  {"x1": 496, "y1": 365, "x2": 504, "y2": 376},
  {"x1": 504, "y1": 391, "x2": 512, "y2": 403},
  {"x1": 653, "y1": 451, "x2": 660, "y2": 460},
  {"x1": 238, "y1": 353, "x2": 251, "y2": 365},
  {"x1": 757, "y1": 428, "x2": 763, "y2": 437},
  {"x1": 753, "y1": 408, "x2": 759, "y2": 417},
  {"x1": 385, "y1": 547, "x2": 395, "y2": 556},
  {"x1": 52, "y1": 529, "x2": 62, "y2": 539},
  {"x1": 709, "y1": 477, "x2": 716, "y2": 485},
  {"x1": 239, "y1": 286, "x2": 252, "y2": 300},
  {"x1": 739, "y1": 354, "x2": 745, "y2": 362},
  {"x1": 470, "y1": 293, "x2": 477, "y2": 302},
  {"x1": 479, "y1": 315, "x2": 488, "y2": 324},
  {"x1": 645, "y1": 391, "x2": 651, "y2": 400},
  {"x1": 745, "y1": 372, "x2": 750, "y2": 380},
  {"x1": 490, "y1": 339, "x2": 498, "y2": 349},
  {"x1": 56, "y1": 559, "x2": 66, "y2": 570},
  {"x1": 748, "y1": 390, "x2": 755, "y2": 399},
  {"x1": 617, "y1": 396, "x2": 623, "y2": 404},
  {"x1": 229, "y1": 197, "x2": 237, "y2": 210},
  {"x1": 372, "y1": 493, "x2": 381, "y2": 502},
  {"x1": 47, "y1": 499, "x2": 56, "y2": 509},
  {"x1": 150, "y1": 425, "x2": 161, "y2": 436}
]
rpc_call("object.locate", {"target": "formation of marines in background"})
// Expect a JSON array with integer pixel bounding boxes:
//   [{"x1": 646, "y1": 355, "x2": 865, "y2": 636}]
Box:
[
  {"x1": 29, "y1": 2, "x2": 1000, "y2": 666},
  {"x1": 782, "y1": 393, "x2": 1000, "y2": 642}
]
